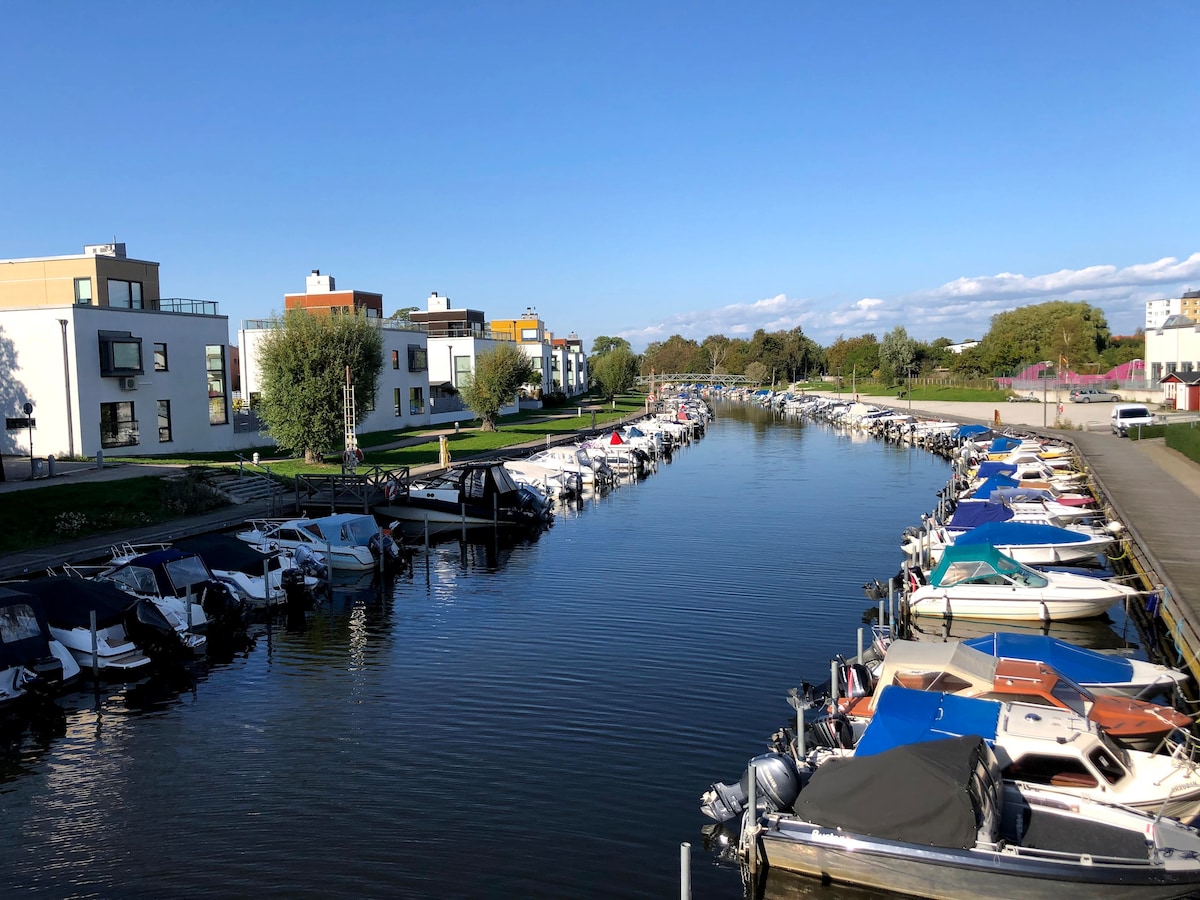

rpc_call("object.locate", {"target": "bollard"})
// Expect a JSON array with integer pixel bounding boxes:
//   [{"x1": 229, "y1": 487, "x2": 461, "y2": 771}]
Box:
[
  {"x1": 90, "y1": 609, "x2": 99, "y2": 679},
  {"x1": 96, "y1": 449, "x2": 104, "y2": 469},
  {"x1": 47, "y1": 455, "x2": 56, "y2": 478},
  {"x1": 577, "y1": 406, "x2": 581, "y2": 417},
  {"x1": 679, "y1": 842, "x2": 691, "y2": 900}
]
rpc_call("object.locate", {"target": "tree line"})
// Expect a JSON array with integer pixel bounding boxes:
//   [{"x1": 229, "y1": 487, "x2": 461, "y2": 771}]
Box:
[{"x1": 588, "y1": 299, "x2": 1145, "y2": 397}]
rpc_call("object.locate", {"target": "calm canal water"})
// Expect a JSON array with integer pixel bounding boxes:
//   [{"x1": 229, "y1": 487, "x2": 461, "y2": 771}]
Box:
[{"x1": 0, "y1": 403, "x2": 1137, "y2": 898}]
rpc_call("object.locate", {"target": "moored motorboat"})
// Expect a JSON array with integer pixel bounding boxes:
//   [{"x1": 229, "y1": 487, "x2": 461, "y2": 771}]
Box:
[
  {"x1": 235, "y1": 513, "x2": 399, "y2": 571},
  {"x1": 904, "y1": 543, "x2": 1134, "y2": 621},
  {"x1": 748, "y1": 734, "x2": 1200, "y2": 900},
  {"x1": 375, "y1": 462, "x2": 553, "y2": 537},
  {"x1": 0, "y1": 586, "x2": 81, "y2": 705}
]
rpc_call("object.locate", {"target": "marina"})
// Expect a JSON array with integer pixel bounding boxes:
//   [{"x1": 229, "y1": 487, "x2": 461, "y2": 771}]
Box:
[{"x1": 0, "y1": 396, "x2": 1196, "y2": 897}]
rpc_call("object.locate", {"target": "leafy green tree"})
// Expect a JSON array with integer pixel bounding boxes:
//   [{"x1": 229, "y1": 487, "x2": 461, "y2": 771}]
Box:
[
  {"x1": 257, "y1": 310, "x2": 383, "y2": 464},
  {"x1": 641, "y1": 334, "x2": 705, "y2": 375},
  {"x1": 973, "y1": 300, "x2": 1110, "y2": 374},
  {"x1": 744, "y1": 361, "x2": 769, "y2": 385},
  {"x1": 879, "y1": 325, "x2": 919, "y2": 385},
  {"x1": 1099, "y1": 330, "x2": 1146, "y2": 369},
  {"x1": 825, "y1": 334, "x2": 880, "y2": 381},
  {"x1": 592, "y1": 346, "x2": 640, "y2": 399},
  {"x1": 458, "y1": 343, "x2": 536, "y2": 432},
  {"x1": 780, "y1": 327, "x2": 824, "y2": 382},
  {"x1": 701, "y1": 335, "x2": 732, "y2": 376}
]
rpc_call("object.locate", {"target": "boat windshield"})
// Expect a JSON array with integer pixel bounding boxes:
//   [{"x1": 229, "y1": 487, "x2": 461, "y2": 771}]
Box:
[
  {"x1": 0, "y1": 604, "x2": 42, "y2": 643},
  {"x1": 994, "y1": 557, "x2": 1049, "y2": 588},
  {"x1": 106, "y1": 565, "x2": 160, "y2": 596},
  {"x1": 1049, "y1": 675, "x2": 1092, "y2": 716},
  {"x1": 341, "y1": 518, "x2": 379, "y2": 545},
  {"x1": 165, "y1": 555, "x2": 213, "y2": 592},
  {"x1": 1088, "y1": 743, "x2": 1129, "y2": 786}
]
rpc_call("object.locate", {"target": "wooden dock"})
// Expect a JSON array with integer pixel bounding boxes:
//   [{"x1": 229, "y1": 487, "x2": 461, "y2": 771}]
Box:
[{"x1": 1071, "y1": 431, "x2": 1200, "y2": 681}]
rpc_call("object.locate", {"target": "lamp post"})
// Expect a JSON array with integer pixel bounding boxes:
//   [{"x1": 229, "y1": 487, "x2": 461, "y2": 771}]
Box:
[
  {"x1": 448, "y1": 345, "x2": 454, "y2": 388},
  {"x1": 907, "y1": 365, "x2": 913, "y2": 413},
  {"x1": 58, "y1": 319, "x2": 75, "y2": 459}
]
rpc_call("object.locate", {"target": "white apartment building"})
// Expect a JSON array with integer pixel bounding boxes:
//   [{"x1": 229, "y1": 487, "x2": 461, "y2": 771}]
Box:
[
  {"x1": 0, "y1": 245, "x2": 247, "y2": 458},
  {"x1": 1146, "y1": 297, "x2": 1181, "y2": 331}
]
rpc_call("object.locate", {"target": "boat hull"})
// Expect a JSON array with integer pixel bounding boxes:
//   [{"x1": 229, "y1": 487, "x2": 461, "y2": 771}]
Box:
[
  {"x1": 908, "y1": 592, "x2": 1117, "y2": 621},
  {"x1": 761, "y1": 819, "x2": 1200, "y2": 900}
]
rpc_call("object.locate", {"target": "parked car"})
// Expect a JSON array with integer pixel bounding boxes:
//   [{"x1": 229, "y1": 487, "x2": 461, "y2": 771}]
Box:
[
  {"x1": 1111, "y1": 403, "x2": 1155, "y2": 436},
  {"x1": 1069, "y1": 387, "x2": 1120, "y2": 403}
]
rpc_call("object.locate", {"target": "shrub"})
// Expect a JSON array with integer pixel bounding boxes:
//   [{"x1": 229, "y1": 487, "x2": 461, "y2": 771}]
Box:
[{"x1": 1165, "y1": 423, "x2": 1200, "y2": 461}]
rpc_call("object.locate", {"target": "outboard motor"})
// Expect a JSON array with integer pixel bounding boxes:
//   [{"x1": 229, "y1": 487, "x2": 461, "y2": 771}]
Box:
[
  {"x1": 280, "y1": 567, "x2": 310, "y2": 610},
  {"x1": 20, "y1": 654, "x2": 65, "y2": 696},
  {"x1": 516, "y1": 484, "x2": 552, "y2": 519},
  {"x1": 807, "y1": 712, "x2": 855, "y2": 750},
  {"x1": 124, "y1": 599, "x2": 187, "y2": 661},
  {"x1": 368, "y1": 528, "x2": 402, "y2": 562},
  {"x1": 292, "y1": 544, "x2": 325, "y2": 578},
  {"x1": 699, "y1": 752, "x2": 801, "y2": 823},
  {"x1": 198, "y1": 580, "x2": 246, "y2": 632}
]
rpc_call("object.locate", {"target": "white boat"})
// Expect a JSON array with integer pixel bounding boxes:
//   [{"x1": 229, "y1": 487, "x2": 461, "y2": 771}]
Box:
[
  {"x1": 905, "y1": 543, "x2": 1133, "y2": 621},
  {"x1": 904, "y1": 521, "x2": 1118, "y2": 567},
  {"x1": 236, "y1": 514, "x2": 398, "y2": 571},
  {"x1": 521, "y1": 445, "x2": 614, "y2": 485},
  {"x1": 0, "y1": 586, "x2": 81, "y2": 703},
  {"x1": 963, "y1": 632, "x2": 1189, "y2": 699},
  {"x1": 16, "y1": 577, "x2": 160, "y2": 674},
  {"x1": 734, "y1": 734, "x2": 1200, "y2": 900},
  {"x1": 852, "y1": 687, "x2": 1200, "y2": 822},
  {"x1": 375, "y1": 463, "x2": 553, "y2": 537}
]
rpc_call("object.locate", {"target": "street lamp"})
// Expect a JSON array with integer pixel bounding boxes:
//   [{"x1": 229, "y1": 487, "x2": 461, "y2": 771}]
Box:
[{"x1": 448, "y1": 345, "x2": 454, "y2": 387}]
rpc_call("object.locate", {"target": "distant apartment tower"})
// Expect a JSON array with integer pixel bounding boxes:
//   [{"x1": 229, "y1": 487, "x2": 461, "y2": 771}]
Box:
[
  {"x1": 284, "y1": 270, "x2": 382, "y2": 317},
  {"x1": 1147, "y1": 296, "x2": 1183, "y2": 330}
]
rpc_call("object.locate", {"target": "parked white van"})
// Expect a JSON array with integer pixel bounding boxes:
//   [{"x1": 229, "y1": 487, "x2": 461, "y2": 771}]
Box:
[{"x1": 1111, "y1": 404, "x2": 1154, "y2": 436}]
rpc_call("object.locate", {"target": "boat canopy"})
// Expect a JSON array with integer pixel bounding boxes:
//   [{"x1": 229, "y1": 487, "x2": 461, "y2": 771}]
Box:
[
  {"x1": 854, "y1": 687, "x2": 1002, "y2": 757},
  {"x1": 175, "y1": 534, "x2": 276, "y2": 576},
  {"x1": 303, "y1": 514, "x2": 381, "y2": 546},
  {"x1": 795, "y1": 733, "x2": 994, "y2": 849},
  {"x1": 987, "y1": 486, "x2": 1053, "y2": 503},
  {"x1": 928, "y1": 543, "x2": 1048, "y2": 589},
  {"x1": 973, "y1": 461, "x2": 1018, "y2": 479},
  {"x1": 0, "y1": 587, "x2": 54, "y2": 670},
  {"x1": 947, "y1": 501, "x2": 1014, "y2": 529},
  {"x1": 989, "y1": 436, "x2": 1022, "y2": 453},
  {"x1": 119, "y1": 548, "x2": 214, "y2": 595},
  {"x1": 17, "y1": 576, "x2": 136, "y2": 629},
  {"x1": 957, "y1": 424, "x2": 992, "y2": 438},
  {"x1": 973, "y1": 474, "x2": 1020, "y2": 497},
  {"x1": 954, "y1": 521, "x2": 1092, "y2": 547},
  {"x1": 964, "y1": 633, "x2": 1136, "y2": 687},
  {"x1": 870, "y1": 640, "x2": 998, "y2": 710}
]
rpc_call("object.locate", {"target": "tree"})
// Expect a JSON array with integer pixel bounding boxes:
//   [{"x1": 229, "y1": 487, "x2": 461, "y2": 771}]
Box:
[
  {"x1": 879, "y1": 326, "x2": 919, "y2": 385},
  {"x1": 590, "y1": 335, "x2": 630, "y2": 356},
  {"x1": 592, "y1": 346, "x2": 640, "y2": 399},
  {"x1": 641, "y1": 334, "x2": 704, "y2": 375},
  {"x1": 972, "y1": 300, "x2": 1111, "y2": 374},
  {"x1": 257, "y1": 311, "x2": 384, "y2": 464},
  {"x1": 825, "y1": 334, "x2": 880, "y2": 380},
  {"x1": 744, "y1": 361, "x2": 768, "y2": 385},
  {"x1": 701, "y1": 335, "x2": 732, "y2": 377},
  {"x1": 458, "y1": 343, "x2": 536, "y2": 432}
]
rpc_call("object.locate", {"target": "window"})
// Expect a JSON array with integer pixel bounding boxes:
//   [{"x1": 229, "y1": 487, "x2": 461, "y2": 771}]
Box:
[
  {"x1": 521, "y1": 327, "x2": 540, "y2": 341},
  {"x1": 206, "y1": 345, "x2": 228, "y2": 425},
  {"x1": 407, "y1": 345, "x2": 427, "y2": 372},
  {"x1": 100, "y1": 401, "x2": 138, "y2": 447},
  {"x1": 74, "y1": 277, "x2": 93, "y2": 305},
  {"x1": 98, "y1": 331, "x2": 144, "y2": 375},
  {"x1": 107, "y1": 279, "x2": 144, "y2": 309},
  {"x1": 453, "y1": 355, "x2": 471, "y2": 386},
  {"x1": 409, "y1": 387, "x2": 425, "y2": 415},
  {"x1": 392, "y1": 350, "x2": 400, "y2": 370},
  {"x1": 154, "y1": 343, "x2": 168, "y2": 371},
  {"x1": 393, "y1": 388, "x2": 402, "y2": 417},
  {"x1": 157, "y1": 400, "x2": 172, "y2": 442}
]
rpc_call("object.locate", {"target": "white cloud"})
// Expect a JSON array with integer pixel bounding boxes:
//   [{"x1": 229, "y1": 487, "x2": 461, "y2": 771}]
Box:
[{"x1": 616, "y1": 253, "x2": 1200, "y2": 350}]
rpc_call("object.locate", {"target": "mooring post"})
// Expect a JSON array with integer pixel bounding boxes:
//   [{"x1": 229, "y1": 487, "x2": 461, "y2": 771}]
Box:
[
  {"x1": 796, "y1": 699, "x2": 807, "y2": 759},
  {"x1": 857, "y1": 627, "x2": 864, "y2": 664},
  {"x1": 494, "y1": 493, "x2": 498, "y2": 528},
  {"x1": 424, "y1": 514, "x2": 430, "y2": 552},
  {"x1": 90, "y1": 610, "x2": 99, "y2": 679},
  {"x1": 830, "y1": 659, "x2": 839, "y2": 706},
  {"x1": 461, "y1": 502, "x2": 467, "y2": 542},
  {"x1": 378, "y1": 525, "x2": 385, "y2": 577},
  {"x1": 326, "y1": 541, "x2": 334, "y2": 585},
  {"x1": 878, "y1": 600, "x2": 885, "y2": 632},
  {"x1": 679, "y1": 841, "x2": 691, "y2": 900},
  {"x1": 186, "y1": 583, "x2": 193, "y2": 629},
  {"x1": 746, "y1": 760, "x2": 759, "y2": 875},
  {"x1": 264, "y1": 557, "x2": 271, "y2": 605}
]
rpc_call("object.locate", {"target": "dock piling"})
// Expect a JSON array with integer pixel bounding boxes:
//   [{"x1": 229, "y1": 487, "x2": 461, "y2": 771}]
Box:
[
  {"x1": 89, "y1": 610, "x2": 98, "y2": 679},
  {"x1": 679, "y1": 842, "x2": 691, "y2": 900}
]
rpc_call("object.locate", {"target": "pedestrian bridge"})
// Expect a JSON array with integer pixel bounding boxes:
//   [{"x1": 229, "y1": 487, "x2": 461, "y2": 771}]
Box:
[{"x1": 635, "y1": 373, "x2": 758, "y2": 388}]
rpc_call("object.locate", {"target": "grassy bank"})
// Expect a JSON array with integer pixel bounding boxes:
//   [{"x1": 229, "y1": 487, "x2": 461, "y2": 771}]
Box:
[{"x1": 0, "y1": 470, "x2": 229, "y2": 555}]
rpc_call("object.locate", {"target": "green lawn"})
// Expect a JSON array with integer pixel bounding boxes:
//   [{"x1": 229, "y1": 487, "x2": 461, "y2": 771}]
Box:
[
  {"x1": 0, "y1": 472, "x2": 230, "y2": 554},
  {"x1": 820, "y1": 383, "x2": 1010, "y2": 402}
]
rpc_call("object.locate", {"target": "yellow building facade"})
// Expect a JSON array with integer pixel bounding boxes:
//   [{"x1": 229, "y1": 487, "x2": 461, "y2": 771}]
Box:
[{"x1": 0, "y1": 243, "x2": 161, "y2": 310}]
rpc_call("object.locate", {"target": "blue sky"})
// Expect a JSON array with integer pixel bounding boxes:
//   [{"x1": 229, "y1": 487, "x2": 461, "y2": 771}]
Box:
[{"x1": 3, "y1": 2, "x2": 1197, "y2": 352}]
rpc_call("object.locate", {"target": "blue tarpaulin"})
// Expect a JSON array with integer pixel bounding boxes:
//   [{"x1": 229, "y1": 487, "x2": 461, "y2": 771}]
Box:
[
  {"x1": 953, "y1": 520, "x2": 1091, "y2": 547},
  {"x1": 947, "y1": 501, "x2": 1014, "y2": 529},
  {"x1": 964, "y1": 633, "x2": 1134, "y2": 687},
  {"x1": 853, "y1": 687, "x2": 1002, "y2": 757},
  {"x1": 988, "y1": 436, "x2": 1022, "y2": 453},
  {"x1": 973, "y1": 461, "x2": 1017, "y2": 479},
  {"x1": 972, "y1": 474, "x2": 1020, "y2": 498},
  {"x1": 957, "y1": 424, "x2": 991, "y2": 438}
]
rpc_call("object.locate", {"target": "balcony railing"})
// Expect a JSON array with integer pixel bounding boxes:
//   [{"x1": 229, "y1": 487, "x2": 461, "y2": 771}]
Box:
[
  {"x1": 100, "y1": 420, "x2": 140, "y2": 448},
  {"x1": 159, "y1": 298, "x2": 221, "y2": 316}
]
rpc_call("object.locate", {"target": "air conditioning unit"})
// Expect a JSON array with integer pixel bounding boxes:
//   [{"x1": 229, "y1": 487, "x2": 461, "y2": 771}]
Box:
[{"x1": 119, "y1": 376, "x2": 138, "y2": 391}]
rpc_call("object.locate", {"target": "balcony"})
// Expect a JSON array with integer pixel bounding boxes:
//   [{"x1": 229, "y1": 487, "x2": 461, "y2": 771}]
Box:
[{"x1": 159, "y1": 298, "x2": 221, "y2": 316}]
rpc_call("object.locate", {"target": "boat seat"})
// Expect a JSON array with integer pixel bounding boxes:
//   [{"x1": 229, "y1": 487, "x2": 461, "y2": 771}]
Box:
[{"x1": 1048, "y1": 771, "x2": 1098, "y2": 789}]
